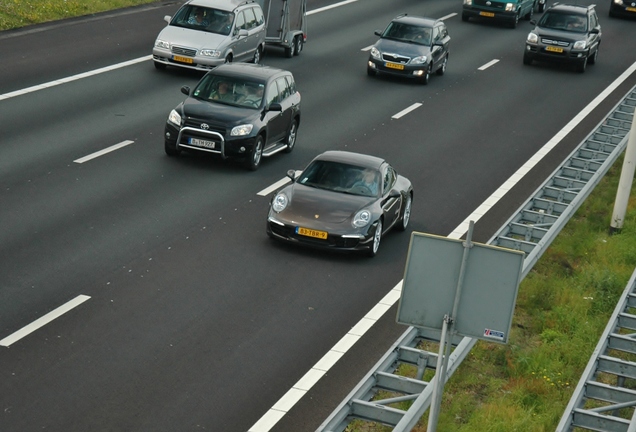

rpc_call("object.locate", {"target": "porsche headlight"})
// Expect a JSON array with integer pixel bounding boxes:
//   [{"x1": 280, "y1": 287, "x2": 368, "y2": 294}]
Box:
[
  {"x1": 526, "y1": 32, "x2": 538, "y2": 44},
  {"x1": 167, "y1": 109, "x2": 181, "y2": 127},
  {"x1": 573, "y1": 40, "x2": 587, "y2": 50},
  {"x1": 231, "y1": 124, "x2": 254, "y2": 136},
  {"x1": 410, "y1": 55, "x2": 427, "y2": 65},
  {"x1": 155, "y1": 39, "x2": 170, "y2": 49},
  {"x1": 370, "y1": 47, "x2": 381, "y2": 60},
  {"x1": 272, "y1": 193, "x2": 288, "y2": 213},
  {"x1": 353, "y1": 210, "x2": 372, "y2": 228},
  {"x1": 200, "y1": 49, "x2": 222, "y2": 58}
]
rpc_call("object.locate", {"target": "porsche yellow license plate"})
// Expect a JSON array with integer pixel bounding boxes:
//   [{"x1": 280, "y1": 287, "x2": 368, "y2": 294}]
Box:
[
  {"x1": 385, "y1": 62, "x2": 404, "y2": 70},
  {"x1": 480, "y1": 11, "x2": 495, "y2": 17},
  {"x1": 296, "y1": 227, "x2": 328, "y2": 240},
  {"x1": 173, "y1": 55, "x2": 194, "y2": 64},
  {"x1": 545, "y1": 46, "x2": 564, "y2": 53}
]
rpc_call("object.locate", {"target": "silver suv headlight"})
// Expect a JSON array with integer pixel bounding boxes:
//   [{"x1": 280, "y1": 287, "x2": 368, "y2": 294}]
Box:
[
  {"x1": 410, "y1": 55, "x2": 428, "y2": 65},
  {"x1": 527, "y1": 32, "x2": 538, "y2": 43},
  {"x1": 167, "y1": 109, "x2": 181, "y2": 127},
  {"x1": 573, "y1": 40, "x2": 587, "y2": 50},
  {"x1": 353, "y1": 210, "x2": 371, "y2": 228},
  {"x1": 155, "y1": 39, "x2": 170, "y2": 49},
  {"x1": 272, "y1": 193, "x2": 288, "y2": 213},
  {"x1": 231, "y1": 124, "x2": 253, "y2": 136},
  {"x1": 370, "y1": 47, "x2": 381, "y2": 60},
  {"x1": 200, "y1": 49, "x2": 222, "y2": 58}
]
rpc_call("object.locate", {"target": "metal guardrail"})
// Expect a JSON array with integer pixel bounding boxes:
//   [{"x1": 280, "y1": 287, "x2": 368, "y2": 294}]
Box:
[{"x1": 317, "y1": 85, "x2": 636, "y2": 432}]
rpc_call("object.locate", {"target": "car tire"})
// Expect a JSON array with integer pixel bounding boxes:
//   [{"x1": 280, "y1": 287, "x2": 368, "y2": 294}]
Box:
[
  {"x1": 588, "y1": 47, "x2": 598, "y2": 65},
  {"x1": 577, "y1": 56, "x2": 587, "y2": 73},
  {"x1": 225, "y1": 54, "x2": 232, "y2": 64},
  {"x1": 165, "y1": 141, "x2": 181, "y2": 156},
  {"x1": 397, "y1": 194, "x2": 412, "y2": 232},
  {"x1": 154, "y1": 61, "x2": 166, "y2": 70},
  {"x1": 462, "y1": 14, "x2": 470, "y2": 22},
  {"x1": 284, "y1": 119, "x2": 298, "y2": 153},
  {"x1": 293, "y1": 36, "x2": 303, "y2": 56},
  {"x1": 523, "y1": 53, "x2": 533, "y2": 65},
  {"x1": 510, "y1": 13, "x2": 519, "y2": 28},
  {"x1": 253, "y1": 46, "x2": 262, "y2": 64},
  {"x1": 436, "y1": 55, "x2": 448, "y2": 76},
  {"x1": 420, "y1": 64, "x2": 431, "y2": 85},
  {"x1": 367, "y1": 219, "x2": 382, "y2": 257},
  {"x1": 246, "y1": 135, "x2": 264, "y2": 171}
]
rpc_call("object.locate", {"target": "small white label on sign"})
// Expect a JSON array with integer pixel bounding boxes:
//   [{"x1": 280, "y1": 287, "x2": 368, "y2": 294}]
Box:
[{"x1": 483, "y1": 328, "x2": 505, "y2": 341}]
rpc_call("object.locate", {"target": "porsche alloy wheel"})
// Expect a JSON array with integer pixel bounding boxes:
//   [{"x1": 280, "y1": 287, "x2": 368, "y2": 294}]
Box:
[
  {"x1": 397, "y1": 194, "x2": 412, "y2": 231},
  {"x1": 367, "y1": 219, "x2": 382, "y2": 257}
]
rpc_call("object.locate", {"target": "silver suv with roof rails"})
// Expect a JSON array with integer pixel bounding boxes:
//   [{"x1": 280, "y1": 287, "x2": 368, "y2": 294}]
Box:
[
  {"x1": 524, "y1": 2, "x2": 601, "y2": 72},
  {"x1": 152, "y1": 0, "x2": 266, "y2": 71}
]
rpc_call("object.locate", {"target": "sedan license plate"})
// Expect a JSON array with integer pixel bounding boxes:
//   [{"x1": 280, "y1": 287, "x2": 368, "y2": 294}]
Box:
[
  {"x1": 189, "y1": 137, "x2": 216, "y2": 149},
  {"x1": 385, "y1": 62, "x2": 404, "y2": 70},
  {"x1": 545, "y1": 46, "x2": 564, "y2": 53},
  {"x1": 173, "y1": 55, "x2": 194, "y2": 64},
  {"x1": 479, "y1": 11, "x2": 495, "y2": 17},
  {"x1": 296, "y1": 227, "x2": 328, "y2": 240}
]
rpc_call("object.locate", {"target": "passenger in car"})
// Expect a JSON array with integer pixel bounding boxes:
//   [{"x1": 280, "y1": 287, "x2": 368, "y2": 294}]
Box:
[{"x1": 188, "y1": 8, "x2": 209, "y2": 26}]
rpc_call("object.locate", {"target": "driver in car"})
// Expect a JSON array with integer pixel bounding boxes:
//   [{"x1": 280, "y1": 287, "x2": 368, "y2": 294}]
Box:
[{"x1": 351, "y1": 169, "x2": 379, "y2": 195}]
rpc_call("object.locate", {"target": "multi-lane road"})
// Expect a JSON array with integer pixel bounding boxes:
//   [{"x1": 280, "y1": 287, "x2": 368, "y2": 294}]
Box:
[{"x1": 1, "y1": 0, "x2": 635, "y2": 430}]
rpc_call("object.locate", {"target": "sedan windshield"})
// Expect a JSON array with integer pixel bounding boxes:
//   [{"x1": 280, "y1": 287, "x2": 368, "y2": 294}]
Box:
[
  {"x1": 539, "y1": 12, "x2": 588, "y2": 32},
  {"x1": 192, "y1": 75, "x2": 265, "y2": 108},
  {"x1": 382, "y1": 22, "x2": 431, "y2": 46},
  {"x1": 299, "y1": 161, "x2": 380, "y2": 197},
  {"x1": 170, "y1": 6, "x2": 235, "y2": 36}
]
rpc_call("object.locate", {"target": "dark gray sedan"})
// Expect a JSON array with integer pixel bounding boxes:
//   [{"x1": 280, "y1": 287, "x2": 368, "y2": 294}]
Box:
[
  {"x1": 266, "y1": 151, "x2": 413, "y2": 257},
  {"x1": 367, "y1": 15, "x2": 450, "y2": 85}
]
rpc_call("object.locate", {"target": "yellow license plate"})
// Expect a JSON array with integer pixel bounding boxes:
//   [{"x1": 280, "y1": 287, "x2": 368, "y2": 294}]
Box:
[
  {"x1": 545, "y1": 46, "x2": 564, "y2": 53},
  {"x1": 385, "y1": 62, "x2": 404, "y2": 70},
  {"x1": 297, "y1": 227, "x2": 328, "y2": 240},
  {"x1": 173, "y1": 55, "x2": 194, "y2": 64},
  {"x1": 627, "y1": 6, "x2": 636, "y2": 11},
  {"x1": 479, "y1": 11, "x2": 495, "y2": 17}
]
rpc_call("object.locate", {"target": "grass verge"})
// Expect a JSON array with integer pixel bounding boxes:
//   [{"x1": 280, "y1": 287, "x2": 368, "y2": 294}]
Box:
[{"x1": 347, "y1": 155, "x2": 636, "y2": 431}]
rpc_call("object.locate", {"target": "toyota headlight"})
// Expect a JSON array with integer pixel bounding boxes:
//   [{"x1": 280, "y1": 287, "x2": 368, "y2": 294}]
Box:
[
  {"x1": 272, "y1": 193, "x2": 288, "y2": 213},
  {"x1": 573, "y1": 40, "x2": 587, "y2": 50},
  {"x1": 200, "y1": 49, "x2": 222, "y2": 58},
  {"x1": 155, "y1": 39, "x2": 170, "y2": 49},
  {"x1": 370, "y1": 47, "x2": 381, "y2": 60},
  {"x1": 410, "y1": 55, "x2": 427, "y2": 65},
  {"x1": 353, "y1": 210, "x2": 372, "y2": 228},
  {"x1": 167, "y1": 109, "x2": 181, "y2": 127},
  {"x1": 526, "y1": 32, "x2": 538, "y2": 44},
  {"x1": 231, "y1": 124, "x2": 253, "y2": 136}
]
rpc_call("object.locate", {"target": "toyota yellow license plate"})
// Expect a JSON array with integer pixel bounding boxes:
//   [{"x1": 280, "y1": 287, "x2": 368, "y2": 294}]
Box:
[
  {"x1": 296, "y1": 227, "x2": 328, "y2": 240},
  {"x1": 385, "y1": 62, "x2": 404, "y2": 70},
  {"x1": 480, "y1": 11, "x2": 495, "y2": 17},
  {"x1": 545, "y1": 46, "x2": 564, "y2": 53},
  {"x1": 173, "y1": 55, "x2": 194, "y2": 64}
]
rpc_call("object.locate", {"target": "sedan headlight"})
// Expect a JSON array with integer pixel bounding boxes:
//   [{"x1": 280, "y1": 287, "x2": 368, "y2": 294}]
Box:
[
  {"x1": 155, "y1": 39, "x2": 170, "y2": 49},
  {"x1": 271, "y1": 193, "x2": 288, "y2": 213},
  {"x1": 526, "y1": 32, "x2": 538, "y2": 44},
  {"x1": 167, "y1": 109, "x2": 181, "y2": 127},
  {"x1": 200, "y1": 49, "x2": 222, "y2": 58},
  {"x1": 505, "y1": 2, "x2": 515, "y2": 11},
  {"x1": 231, "y1": 124, "x2": 253, "y2": 136},
  {"x1": 370, "y1": 47, "x2": 381, "y2": 60},
  {"x1": 410, "y1": 55, "x2": 428, "y2": 65},
  {"x1": 353, "y1": 210, "x2": 372, "y2": 228},
  {"x1": 573, "y1": 40, "x2": 587, "y2": 50}
]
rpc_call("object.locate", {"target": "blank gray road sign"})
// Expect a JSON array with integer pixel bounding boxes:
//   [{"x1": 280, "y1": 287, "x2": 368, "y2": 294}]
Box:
[{"x1": 396, "y1": 232, "x2": 524, "y2": 344}]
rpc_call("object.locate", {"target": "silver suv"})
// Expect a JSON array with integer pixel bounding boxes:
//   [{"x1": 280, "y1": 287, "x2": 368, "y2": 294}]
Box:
[{"x1": 153, "y1": 0, "x2": 266, "y2": 71}]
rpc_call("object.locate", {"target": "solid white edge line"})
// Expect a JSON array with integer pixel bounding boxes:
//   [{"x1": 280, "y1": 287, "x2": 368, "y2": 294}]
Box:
[
  {"x1": 392, "y1": 103, "x2": 422, "y2": 119},
  {"x1": 478, "y1": 59, "x2": 500, "y2": 70},
  {"x1": 74, "y1": 140, "x2": 135, "y2": 164},
  {"x1": 307, "y1": 0, "x2": 358, "y2": 15},
  {"x1": 0, "y1": 295, "x2": 91, "y2": 347},
  {"x1": 247, "y1": 60, "x2": 636, "y2": 432}
]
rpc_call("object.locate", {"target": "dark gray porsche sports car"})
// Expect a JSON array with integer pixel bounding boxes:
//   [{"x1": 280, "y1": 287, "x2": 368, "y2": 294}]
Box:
[{"x1": 266, "y1": 151, "x2": 413, "y2": 257}]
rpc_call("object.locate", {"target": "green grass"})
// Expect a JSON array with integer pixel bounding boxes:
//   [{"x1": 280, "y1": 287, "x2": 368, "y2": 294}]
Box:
[
  {"x1": 347, "y1": 157, "x2": 636, "y2": 431},
  {"x1": 0, "y1": 0, "x2": 157, "y2": 31}
]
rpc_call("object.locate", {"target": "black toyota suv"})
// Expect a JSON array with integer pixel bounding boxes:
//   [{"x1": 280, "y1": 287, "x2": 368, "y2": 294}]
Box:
[
  {"x1": 164, "y1": 63, "x2": 301, "y2": 170},
  {"x1": 523, "y1": 3, "x2": 601, "y2": 72}
]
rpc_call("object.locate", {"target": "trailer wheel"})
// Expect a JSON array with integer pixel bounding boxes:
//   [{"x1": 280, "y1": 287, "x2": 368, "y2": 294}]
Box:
[
  {"x1": 284, "y1": 45, "x2": 293, "y2": 58},
  {"x1": 293, "y1": 35, "x2": 303, "y2": 56}
]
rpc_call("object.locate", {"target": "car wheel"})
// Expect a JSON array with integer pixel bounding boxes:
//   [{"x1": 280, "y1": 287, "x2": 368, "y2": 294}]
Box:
[
  {"x1": 462, "y1": 14, "x2": 469, "y2": 22},
  {"x1": 436, "y1": 55, "x2": 448, "y2": 76},
  {"x1": 510, "y1": 13, "x2": 519, "y2": 28},
  {"x1": 367, "y1": 219, "x2": 382, "y2": 257},
  {"x1": 523, "y1": 53, "x2": 533, "y2": 65},
  {"x1": 285, "y1": 45, "x2": 293, "y2": 58},
  {"x1": 246, "y1": 135, "x2": 264, "y2": 171},
  {"x1": 577, "y1": 56, "x2": 587, "y2": 73},
  {"x1": 420, "y1": 64, "x2": 431, "y2": 85},
  {"x1": 225, "y1": 54, "x2": 232, "y2": 64},
  {"x1": 588, "y1": 48, "x2": 598, "y2": 65},
  {"x1": 294, "y1": 36, "x2": 303, "y2": 56},
  {"x1": 165, "y1": 141, "x2": 181, "y2": 156},
  {"x1": 253, "y1": 46, "x2": 262, "y2": 64},
  {"x1": 154, "y1": 61, "x2": 166, "y2": 70},
  {"x1": 284, "y1": 120, "x2": 298, "y2": 153},
  {"x1": 397, "y1": 194, "x2": 412, "y2": 232},
  {"x1": 367, "y1": 66, "x2": 377, "y2": 77}
]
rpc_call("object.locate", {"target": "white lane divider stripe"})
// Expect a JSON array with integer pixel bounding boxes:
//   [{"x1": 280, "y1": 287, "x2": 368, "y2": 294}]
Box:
[
  {"x1": 307, "y1": 0, "x2": 358, "y2": 15},
  {"x1": 0, "y1": 295, "x2": 91, "y2": 347},
  {"x1": 392, "y1": 103, "x2": 422, "y2": 119},
  {"x1": 478, "y1": 59, "x2": 500, "y2": 70},
  {"x1": 74, "y1": 140, "x2": 135, "y2": 164}
]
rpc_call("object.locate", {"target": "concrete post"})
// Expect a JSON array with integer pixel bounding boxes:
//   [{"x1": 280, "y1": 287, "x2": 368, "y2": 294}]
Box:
[{"x1": 610, "y1": 114, "x2": 636, "y2": 234}]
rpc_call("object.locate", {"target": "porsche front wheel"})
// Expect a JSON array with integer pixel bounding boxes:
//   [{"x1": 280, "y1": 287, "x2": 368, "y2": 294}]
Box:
[{"x1": 367, "y1": 219, "x2": 382, "y2": 257}]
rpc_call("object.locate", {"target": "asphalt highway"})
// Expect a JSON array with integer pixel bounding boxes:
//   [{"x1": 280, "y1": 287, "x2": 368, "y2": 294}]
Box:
[{"x1": 1, "y1": 0, "x2": 635, "y2": 431}]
